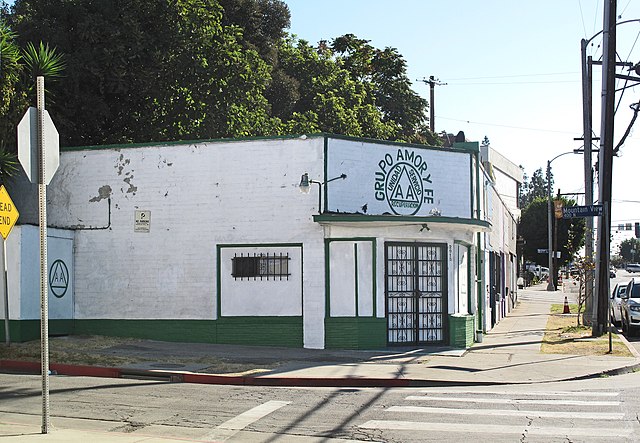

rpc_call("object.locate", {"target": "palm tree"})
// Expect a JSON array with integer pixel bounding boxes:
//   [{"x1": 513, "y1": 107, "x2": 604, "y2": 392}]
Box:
[{"x1": 0, "y1": 18, "x2": 64, "y2": 182}]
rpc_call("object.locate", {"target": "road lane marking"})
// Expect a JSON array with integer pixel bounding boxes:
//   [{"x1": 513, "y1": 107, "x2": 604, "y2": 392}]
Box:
[
  {"x1": 389, "y1": 405, "x2": 624, "y2": 420},
  {"x1": 418, "y1": 390, "x2": 619, "y2": 397},
  {"x1": 359, "y1": 420, "x2": 633, "y2": 437},
  {"x1": 202, "y1": 400, "x2": 290, "y2": 442},
  {"x1": 405, "y1": 395, "x2": 619, "y2": 406}
]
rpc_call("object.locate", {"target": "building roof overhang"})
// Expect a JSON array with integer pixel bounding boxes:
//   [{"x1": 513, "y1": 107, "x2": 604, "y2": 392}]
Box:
[{"x1": 312, "y1": 213, "x2": 491, "y2": 232}]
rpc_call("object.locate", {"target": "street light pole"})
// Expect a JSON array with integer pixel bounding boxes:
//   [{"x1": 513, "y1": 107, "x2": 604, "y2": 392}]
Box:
[
  {"x1": 580, "y1": 38, "x2": 595, "y2": 324},
  {"x1": 547, "y1": 151, "x2": 580, "y2": 291}
]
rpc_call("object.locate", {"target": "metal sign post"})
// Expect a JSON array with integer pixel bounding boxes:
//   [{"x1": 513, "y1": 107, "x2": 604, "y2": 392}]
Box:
[
  {"x1": 18, "y1": 76, "x2": 59, "y2": 435},
  {"x1": 37, "y1": 76, "x2": 50, "y2": 434},
  {"x1": 2, "y1": 239, "x2": 8, "y2": 345}
]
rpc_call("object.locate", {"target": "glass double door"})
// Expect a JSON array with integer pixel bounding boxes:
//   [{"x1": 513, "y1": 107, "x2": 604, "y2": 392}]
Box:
[{"x1": 385, "y1": 243, "x2": 447, "y2": 345}]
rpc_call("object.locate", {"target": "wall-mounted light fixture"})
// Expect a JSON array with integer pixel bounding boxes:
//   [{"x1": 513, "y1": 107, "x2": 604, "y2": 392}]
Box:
[{"x1": 299, "y1": 172, "x2": 347, "y2": 214}]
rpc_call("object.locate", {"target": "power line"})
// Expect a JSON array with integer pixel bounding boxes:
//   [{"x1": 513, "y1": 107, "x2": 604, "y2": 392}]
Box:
[
  {"x1": 578, "y1": 0, "x2": 588, "y2": 39},
  {"x1": 436, "y1": 116, "x2": 576, "y2": 134},
  {"x1": 446, "y1": 80, "x2": 579, "y2": 86},
  {"x1": 445, "y1": 72, "x2": 577, "y2": 81}
]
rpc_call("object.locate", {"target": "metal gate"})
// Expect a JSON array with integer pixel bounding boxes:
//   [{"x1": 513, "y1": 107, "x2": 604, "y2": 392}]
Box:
[{"x1": 385, "y1": 243, "x2": 447, "y2": 345}]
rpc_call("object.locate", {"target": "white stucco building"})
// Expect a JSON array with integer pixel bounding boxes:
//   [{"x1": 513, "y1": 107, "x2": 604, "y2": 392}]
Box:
[{"x1": 2, "y1": 134, "x2": 522, "y2": 349}]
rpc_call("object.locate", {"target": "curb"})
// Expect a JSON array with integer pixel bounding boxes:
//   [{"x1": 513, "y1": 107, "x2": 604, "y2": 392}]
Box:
[
  {"x1": 4, "y1": 358, "x2": 639, "y2": 388},
  {"x1": 0, "y1": 359, "x2": 508, "y2": 387}
]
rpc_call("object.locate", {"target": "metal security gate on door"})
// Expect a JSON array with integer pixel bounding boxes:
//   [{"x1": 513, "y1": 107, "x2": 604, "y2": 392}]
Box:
[{"x1": 385, "y1": 243, "x2": 447, "y2": 345}]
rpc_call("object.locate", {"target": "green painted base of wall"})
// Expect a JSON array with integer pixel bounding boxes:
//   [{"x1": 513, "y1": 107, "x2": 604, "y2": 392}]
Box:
[
  {"x1": 217, "y1": 317, "x2": 303, "y2": 347},
  {"x1": 325, "y1": 317, "x2": 386, "y2": 349},
  {"x1": 0, "y1": 319, "x2": 74, "y2": 343},
  {"x1": 74, "y1": 319, "x2": 217, "y2": 343},
  {"x1": 75, "y1": 317, "x2": 303, "y2": 347},
  {"x1": 1, "y1": 318, "x2": 303, "y2": 348},
  {"x1": 448, "y1": 314, "x2": 475, "y2": 349}
]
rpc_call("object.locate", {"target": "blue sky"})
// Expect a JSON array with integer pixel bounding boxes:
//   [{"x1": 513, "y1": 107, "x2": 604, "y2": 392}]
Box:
[{"x1": 284, "y1": 0, "x2": 640, "y2": 245}]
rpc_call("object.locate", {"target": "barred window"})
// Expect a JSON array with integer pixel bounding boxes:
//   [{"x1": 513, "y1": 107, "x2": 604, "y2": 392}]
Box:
[{"x1": 232, "y1": 253, "x2": 291, "y2": 280}]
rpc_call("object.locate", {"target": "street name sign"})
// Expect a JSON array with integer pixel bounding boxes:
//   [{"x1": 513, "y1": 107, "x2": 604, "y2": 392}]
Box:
[
  {"x1": 0, "y1": 185, "x2": 18, "y2": 240},
  {"x1": 17, "y1": 107, "x2": 59, "y2": 184},
  {"x1": 562, "y1": 204, "x2": 603, "y2": 219}
]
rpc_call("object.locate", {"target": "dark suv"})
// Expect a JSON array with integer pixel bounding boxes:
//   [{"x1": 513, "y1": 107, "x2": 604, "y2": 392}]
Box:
[{"x1": 622, "y1": 278, "x2": 640, "y2": 335}]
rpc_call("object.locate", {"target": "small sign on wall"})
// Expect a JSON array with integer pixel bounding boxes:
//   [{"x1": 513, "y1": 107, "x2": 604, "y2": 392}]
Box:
[{"x1": 134, "y1": 210, "x2": 151, "y2": 233}]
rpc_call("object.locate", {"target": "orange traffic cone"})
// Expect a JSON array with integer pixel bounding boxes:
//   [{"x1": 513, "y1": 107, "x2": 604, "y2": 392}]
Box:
[{"x1": 563, "y1": 296, "x2": 571, "y2": 314}]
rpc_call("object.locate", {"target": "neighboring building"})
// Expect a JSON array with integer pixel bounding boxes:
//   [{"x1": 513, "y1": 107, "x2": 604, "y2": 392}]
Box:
[
  {"x1": 1, "y1": 134, "x2": 521, "y2": 349},
  {"x1": 480, "y1": 144, "x2": 523, "y2": 325}
]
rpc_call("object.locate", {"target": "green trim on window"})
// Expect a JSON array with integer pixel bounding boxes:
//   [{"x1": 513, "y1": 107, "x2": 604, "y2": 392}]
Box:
[
  {"x1": 324, "y1": 238, "x2": 331, "y2": 316},
  {"x1": 216, "y1": 243, "x2": 304, "y2": 320},
  {"x1": 354, "y1": 243, "x2": 359, "y2": 316},
  {"x1": 325, "y1": 238, "x2": 378, "y2": 319},
  {"x1": 324, "y1": 317, "x2": 386, "y2": 349}
]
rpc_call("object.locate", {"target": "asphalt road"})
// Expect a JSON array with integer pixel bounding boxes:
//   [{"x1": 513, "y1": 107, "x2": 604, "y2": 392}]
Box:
[{"x1": 2, "y1": 372, "x2": 640, "y2": 442}]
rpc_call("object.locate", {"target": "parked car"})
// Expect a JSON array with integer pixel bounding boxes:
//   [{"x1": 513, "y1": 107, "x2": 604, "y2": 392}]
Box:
[
  {"x1": 621, "y1": 278, "x2": 640, "y2": 336},
  {"x1": 610, "y1": 282, "x2": 627, "y2": 326},
  {"x1": 626, "y1": 263, "x2": 640, "y2": 273}
]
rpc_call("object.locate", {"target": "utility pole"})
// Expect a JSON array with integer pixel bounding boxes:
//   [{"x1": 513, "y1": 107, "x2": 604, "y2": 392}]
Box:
[
  {"x1": 546, "y1": 160, "x2": 555, "y2": 291},
  {"x1": 419, "y1": 76, "x2": 447, "y2": 132},
  {"x1": 594, "y1": 0, "x2": 616, "y2": 336},
  {"x1": 580, "y1": 39, "x2": 595, "y2": 326}
]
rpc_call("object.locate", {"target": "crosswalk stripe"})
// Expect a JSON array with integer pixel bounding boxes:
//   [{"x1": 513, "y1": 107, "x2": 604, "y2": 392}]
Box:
[
  {"x1": 389, "y1": 405, "x2": 624, "y2": 420},
  {"x1": 359, "y1": 420, "x2": 633, "y2": 437},
  {"x1": 202, "y1": 400, "x2": 290, "y2": 442},
  {"x1": 417, "y1": 390, "x2": 619, "y2": 398},
  {"x1": 405, "y1": 395, "x2": 619, "y2": 406}
]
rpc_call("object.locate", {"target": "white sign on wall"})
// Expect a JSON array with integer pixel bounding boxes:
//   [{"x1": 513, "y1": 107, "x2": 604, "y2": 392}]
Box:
[
  {"x1": 134, "y1": 210, "x2": 151, "y2": 233},
  {"x1": 326, "y1": 139, "x2": 472, "y2": 217}
]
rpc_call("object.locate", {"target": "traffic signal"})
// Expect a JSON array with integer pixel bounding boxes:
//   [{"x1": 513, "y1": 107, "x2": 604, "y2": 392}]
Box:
[{"x1": 635, "y1": 222, "x2": 640, "y2": 238}]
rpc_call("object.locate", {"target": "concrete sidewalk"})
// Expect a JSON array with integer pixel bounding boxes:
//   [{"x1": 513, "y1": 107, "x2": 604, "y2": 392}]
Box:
[{"x1": 2, "y1": 283, "x2": 639, "y2": 387}]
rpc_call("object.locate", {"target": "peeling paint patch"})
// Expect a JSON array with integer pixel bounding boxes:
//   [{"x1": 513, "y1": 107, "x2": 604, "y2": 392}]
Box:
[
  {"x1": 89, "y1": 185, "x2": 112, "y2": 202},
  {"x1": 115, "y1": 154, "x2": 131, "y2": 176},
  {"x1": 123, "y1": 177, "x2": 137, "y2": 194}
]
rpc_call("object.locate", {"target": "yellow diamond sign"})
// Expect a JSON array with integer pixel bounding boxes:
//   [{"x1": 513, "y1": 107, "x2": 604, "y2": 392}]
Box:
[{"x1": 0, "y1": 185, "x2": 19, "y2": 239}]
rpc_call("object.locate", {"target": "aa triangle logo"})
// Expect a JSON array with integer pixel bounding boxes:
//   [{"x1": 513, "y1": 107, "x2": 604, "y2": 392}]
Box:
[
  {"x1": 390, "y1": 166, "x2": 420, "y2": 203},
  {"x1": 49, "y1": 259, "x2": 69, "y2": 298}
]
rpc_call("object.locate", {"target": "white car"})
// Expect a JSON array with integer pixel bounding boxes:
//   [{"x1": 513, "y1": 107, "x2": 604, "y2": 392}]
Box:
[
  {"x1": 611, "y1": 283, "x2": 627, "y2": 326},
  {"x1": 627, "y1": 264, "x2": 640, "y2": 273}
]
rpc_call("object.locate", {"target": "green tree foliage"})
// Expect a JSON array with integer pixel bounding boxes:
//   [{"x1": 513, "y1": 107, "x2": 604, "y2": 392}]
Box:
[
  {"x1": 0, "y1": 20, "x2": 22, "y2": 151},
  {"x1": 518, "y1": 196, "x2": 585, "y2": 266},
  {"x1": 519, "y1": 167, "x2": 550, "y2": 208},
  {"x1": 331, "y1": 34, "x2": 437, "y2": 144},
  {"x1": 0, "y1": 17, "x2": 63, "y2": 182},
  {"x1": 619, "y1": 238, "x2": 640, "y2": 263},
  {"x1": 8, "y1": 0, "x2": 279, "y2": 146},
  {"x1": 4, "y1": 0, "x2": 439, "y2": 148}
]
